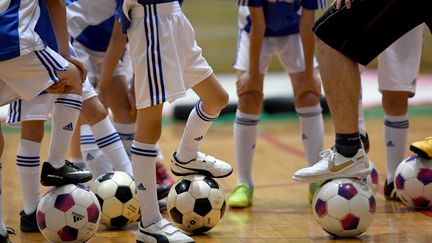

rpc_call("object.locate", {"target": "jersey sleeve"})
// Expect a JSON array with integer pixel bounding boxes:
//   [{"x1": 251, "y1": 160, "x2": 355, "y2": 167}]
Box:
[
  {"x1": 236, "y1": 0, "x2": 262, "y2": 7},
  {"x1": 301, "y1": 0, "x2": 327, "y2": 10}
]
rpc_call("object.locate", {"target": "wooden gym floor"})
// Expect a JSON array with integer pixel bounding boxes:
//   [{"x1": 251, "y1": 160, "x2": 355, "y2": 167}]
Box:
[{"x1": 1, "y1": 110, "x2": 432, "y2": 242}]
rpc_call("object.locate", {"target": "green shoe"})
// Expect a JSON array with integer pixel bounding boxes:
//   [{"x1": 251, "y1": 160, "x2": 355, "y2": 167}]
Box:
[
  {"x1": 227, "y1": 184, "x2": 253, "y2": 208},
  {"x1": 308, "y1": 182, "x2": 321, "y2": 204}
]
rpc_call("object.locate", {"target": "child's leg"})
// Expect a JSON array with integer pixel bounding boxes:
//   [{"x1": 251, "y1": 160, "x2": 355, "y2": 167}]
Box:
[
  {"x1": 132, "y1": 104, "x2": 164, "y2": 227},
  {"x1": 175, "y1": 74, "x2": 228, "y2": 162}
]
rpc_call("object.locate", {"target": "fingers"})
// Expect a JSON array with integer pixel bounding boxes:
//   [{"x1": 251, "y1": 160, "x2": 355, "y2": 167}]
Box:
[{"x1": 66, "y1": 56, "x2": 88, "y2": 82}]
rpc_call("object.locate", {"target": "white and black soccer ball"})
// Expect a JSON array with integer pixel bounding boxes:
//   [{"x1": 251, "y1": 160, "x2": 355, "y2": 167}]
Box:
[
  {"x1": 167, "y1": 175, "x2": 226, "y2": 234},
  {"x1": 394, "y1": 155, "x2": 432, "y2": 208},
  {"x1": 90, "y1": 171, "x2": 140, "y2": 228},
  {"x1": 312, "y1": 178, "x2": 376, "y2": 237},
  {"x1": 36, "y1": 184, "x2": 101, "y2": 243}
]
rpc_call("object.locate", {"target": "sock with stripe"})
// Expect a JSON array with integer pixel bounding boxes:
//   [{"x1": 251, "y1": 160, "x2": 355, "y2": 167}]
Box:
[
  {"x1": 47, "y1": 94, "x2": 82, "y2": 168},
  {"x1": 176, "y1": 100, "x2": 219, "y2": 162},
  {"x1": 16, "y1": 139, "x2": 41, "y2": 214},
  {"x1": 384, "y1": 114, "x2": 409, "y2": 182},
  {"x1": 69, "y1": 157, "x2": 86, "y2": 170},
  {"x1": 234, "y1": 110, "x2": 259, "y2": 188},
  {"x1": 80, "y1": 124, "x2": 113, "y2": 178},
  {"x1": 296, "y1": 104, "x2": 324, "y2": 166},
  {"x1": 113, "y1": 122, "x2": 135, "y2": 159},
  {"x1": 91, "y1": 117, "x2": 132, "y2": 175},
  {"x1": 0, "y1": 161, "x2": 6, "y2": 237},
  {"x1": 131, "y1": 141, "x2": 161, "y2": 227}
]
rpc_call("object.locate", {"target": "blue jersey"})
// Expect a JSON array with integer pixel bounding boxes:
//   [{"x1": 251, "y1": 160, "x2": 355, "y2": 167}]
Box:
[
  {"x1": 67, "y1": 0, "x2": 122, "y2": 52},
  {"x1": 237, "y1": 0, "x2": 327, "y2": 37},
  {"x1": 0, "y1": 0, "x2": 46, "y2": 61}
]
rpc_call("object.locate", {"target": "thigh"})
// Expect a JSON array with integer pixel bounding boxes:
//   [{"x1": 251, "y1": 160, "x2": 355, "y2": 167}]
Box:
[{"x1": 314, "y1": 0, "x2": 429, "y2": 65}]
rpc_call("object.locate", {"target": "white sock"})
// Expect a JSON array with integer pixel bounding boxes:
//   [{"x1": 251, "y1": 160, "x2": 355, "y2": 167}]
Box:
[
  {"x1": 80, "y1": 124, "x2": 112, "y2": 178},
  {"x1": 384, "y1": 114, "x2": 409, "y2": 182},
  {"x1": 234, "y1": 110, "x2": 259, "y2": 188},
  {"x1": 16, "y1": 139, "x2": 41, "y2": 214},
  {"x1": 176, "y1": 100, "x2": 218, "y2": 162},
  {"x1": 47, "y1": 94, "x2": 82, "y2": 168},
  {"x1": 358, "y1": 97, "x2": 367, "y2": 136},
  {"x1": 0, "y1": 161, "x2": 5, "y2": 236},
  {"x1": 131, "y1": 141, "x2": 161, "y2": 227},
  {"x1": 296, "y1": 104, "x2": 324, "y2": 166},
  {"x1": 91, "y1": 117, "x2": 132, "y2": 175},
  {"x1": 113, "y1": 122, "x2": 135, "y2": 159}
]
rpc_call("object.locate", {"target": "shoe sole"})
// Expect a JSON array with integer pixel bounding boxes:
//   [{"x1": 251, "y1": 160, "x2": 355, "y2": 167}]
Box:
[
  {"x1": 40, "y1": 175, "x2": 93, "y2": 187},
  {"x1": 409, "y1": 145, "x2": 432, "y2": 160},
  {"x1": 171, "y1": 164, "x2": 233, "y2": 178},
  {"x1": 293, "y1": 165, "x2": 372, "y2": 183}
]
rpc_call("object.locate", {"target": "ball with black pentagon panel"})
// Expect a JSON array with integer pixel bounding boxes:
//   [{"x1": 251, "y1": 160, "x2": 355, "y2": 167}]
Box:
[
  {"x1": 90, "y1": 171, "x2": 140, "y2": 228},
  {"x1": 167, "y1": 174, "x2": 226, "y2": 234}
]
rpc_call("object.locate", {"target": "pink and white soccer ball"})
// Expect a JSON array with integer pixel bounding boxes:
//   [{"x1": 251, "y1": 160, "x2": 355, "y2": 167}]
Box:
[
  {"x1": 394, "y1": 155, "x2": 432, "y2": 208},
  {"x1": 36, "y1": 184, "x2": 101, "y2": 242},
  {"x1": 365, "y1": 160, "x2": 379, "y2": 194},
  {"x1": 312, "y1": 178, "x2": 376, "y2": 237}
]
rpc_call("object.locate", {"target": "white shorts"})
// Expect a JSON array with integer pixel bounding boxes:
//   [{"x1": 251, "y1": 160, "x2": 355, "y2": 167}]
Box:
[
  {"x1": 127, "y1": 2, "x2": 213, "y2": 109},
  {"x1": 0, "y1": 46, "x2": 68, "y2": 107},
  {"x1": 233, "y1": 30, "x2": 318, "y2": 74},
  {"x1": 377, "y1": 24, "x2": 423, "y2": 95},
  {"x1": 72, "y1": 41, "x2": 128, "y2": 86},
  {"x1": 6, "y1": 79, "x2": 97, "y2": 127}
]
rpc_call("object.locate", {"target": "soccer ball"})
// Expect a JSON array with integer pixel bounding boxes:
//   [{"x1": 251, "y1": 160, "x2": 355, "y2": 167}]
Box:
[
  {"x1": 36, "y1": 184, "x2": 101, "y2": 243},
  {"x1": 394, "y1": 155, "x2": 432, "y2": 208},
  {"x1": 90, "y1": 171, "x2": 140, "y2": 228},
  {"x1": 167, "y1": 175, "x2": 226, "y2": 234},
  {"x1": 312, "y1": 178, "x2": 376, "y2": 237},
  {"x1": 365, "y1": 160, "x2": 379, "y2": 194}
]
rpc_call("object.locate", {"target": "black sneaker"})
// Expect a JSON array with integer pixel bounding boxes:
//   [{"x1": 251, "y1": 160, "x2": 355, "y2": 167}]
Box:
[
  {"x1": 157, "y1": 184, "x2": 171, "y2": 200},
  {"x1": 384, "y1": 179, "x2": 400, "y2": 201},
  {"x1": 360, "y1": 133, "x2": 370, "y2": 154},
  {"x1": 20, "y1": 210, "x2": 39, "y2": 232},
  {"x1": 0, "y1": 228, "x2": 14, "y2": 243},
  {"x1": 40, "y1": 161, "x2": 93, "y2": 186}
]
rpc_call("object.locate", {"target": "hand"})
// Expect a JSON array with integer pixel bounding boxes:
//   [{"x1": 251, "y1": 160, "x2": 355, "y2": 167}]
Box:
[
  {"x1": 46, "y1": 79, "x2": 67, "y2": 94},
  {"x1": 334, "y1": 0, "x2": 352, "y2": 9},
  {"x1": 65, "y1": 56, "x2": 87, "y2": 82},
  {"x1": 236, "y1": 72, "x2": 263, "y2": 97}
]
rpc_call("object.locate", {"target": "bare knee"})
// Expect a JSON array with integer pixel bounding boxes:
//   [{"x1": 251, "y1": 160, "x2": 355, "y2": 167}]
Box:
[
  {"x1": 21, "y1": 121, "x2": 45, "y2": 142},
  {"x1": 81, "y1": 97, "x2": 109, "y2": 125},
  {"x1": 295, "y1": 91, "x2": 321, "y2": 108},
  {"x1": 382, "y1": 91, "x2": 410, "y2": 115},
  {"x1": 238, "y1": 90, "x2": 263, "y2": 114}
]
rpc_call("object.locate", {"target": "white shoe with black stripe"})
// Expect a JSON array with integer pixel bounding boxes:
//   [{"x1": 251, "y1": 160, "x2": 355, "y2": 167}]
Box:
[
  {"x1": 171, "y1": 151, "x2": 233, "y2": 178},
  {"x1": 136, "y1": 219, "x2": 194, "y2": 243}
]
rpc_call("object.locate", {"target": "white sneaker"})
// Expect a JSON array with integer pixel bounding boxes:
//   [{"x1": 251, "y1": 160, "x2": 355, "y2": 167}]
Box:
[
  {"x1": 293, "y1": 147, "x2": 371, "y2": 182},
  {"x1": 171, "y1": 151, "x2": 233, "y2": 178},
  {"x1": 137, "y1": 218, "x2": 194, "y2": 243}
]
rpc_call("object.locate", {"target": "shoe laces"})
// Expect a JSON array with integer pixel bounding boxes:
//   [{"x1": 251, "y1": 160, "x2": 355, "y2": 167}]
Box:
[
  {"x1": 318, "y1": 148, "x2": 336, "y2": 164},
  {"x1": 232, "y1": 184, "x2": 251, "y2": 195},
  {"x1": 65, "y1": 160, "x2": 84, "y2": 171}
]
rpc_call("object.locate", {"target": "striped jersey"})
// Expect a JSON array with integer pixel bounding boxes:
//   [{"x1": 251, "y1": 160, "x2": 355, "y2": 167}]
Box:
[
  {"x1": 66, "y1": 0, "x2": 122, "y2": 52},
  {"x1": 0, "y1": 0, "x2": 46, "y2": 61},
  {"x1": 237, "y1": 0, "x2": 327, "y2": 37}
]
